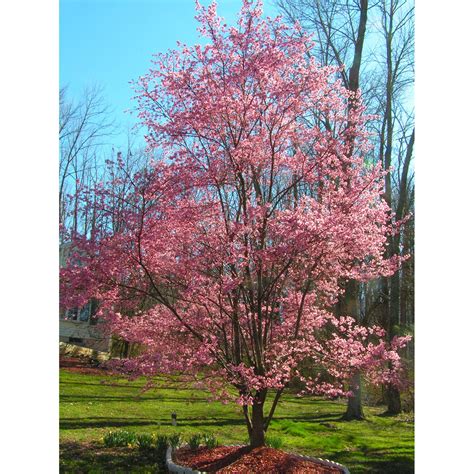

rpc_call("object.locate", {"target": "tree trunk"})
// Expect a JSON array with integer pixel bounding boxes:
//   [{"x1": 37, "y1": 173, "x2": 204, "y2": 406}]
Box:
[
  {"x1": 400, "y1": 269, "x2": 408, "y2": 327},
  {"x1": 390, "y1": 269, "x2": 400, "y2": 327},
  {"x1": 381, "y1": 275, "x2": 402, "y2": 415},
  {"x1": 386, "y1": 385, "x2": 402, "y2": 414},
  {"x1": 340, "y1": 280, "x2": 365, "y2": 421},
  {"x1": 249, "y1": 399, "x2": 266, "y2": 448},
  {"x1": 343, "y1": 371, "x2": 365, "y2": 420},
  {"x1": 340, "y1": 0, "x2": 368, "y2": 422}
]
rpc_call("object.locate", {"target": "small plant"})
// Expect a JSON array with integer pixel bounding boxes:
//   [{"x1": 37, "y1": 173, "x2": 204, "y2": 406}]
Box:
[
  {"x1": 136, "y1": 433, "x2": 155, "y2": 451},
  {"x1": 266, "y1": 436, "x2": 283, "y2": 449},
  {"x1": 202, "y1": 433, "x2": 219, "y2": 449},
  {"x1": 168, "y1": 433, "x2": 182, "y2": 449},
  {"x1": 155, "y1": 435, "x2": 169, "y2": 453},
  {"x1": 188, "y1": 434, "x2": 203, "y2": 450},
  {"x1": 103, "y1": 430, "x2": 137, "y2": 448}
]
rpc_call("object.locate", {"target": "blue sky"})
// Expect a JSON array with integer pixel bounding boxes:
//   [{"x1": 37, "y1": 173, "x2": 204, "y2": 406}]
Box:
[{"x1": 60, "y1": 0, "x2": 279, "y2": 149}]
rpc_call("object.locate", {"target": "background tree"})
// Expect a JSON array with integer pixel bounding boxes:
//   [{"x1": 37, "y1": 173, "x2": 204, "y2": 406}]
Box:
[
  {"x1": 276, "y1": 0, "x2": 414, "y2": 415},
  {"x1": 59, "y1": 86, "x2": 114, "y2": 235},
  {"x1": 59, "y1": 86, "x2": 153, "y2": 241}
]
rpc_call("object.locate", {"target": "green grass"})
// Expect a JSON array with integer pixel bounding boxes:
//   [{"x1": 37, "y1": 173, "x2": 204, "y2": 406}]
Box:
[{"x1": 60, "y1": 369, "x2": 414, "y2": 473}]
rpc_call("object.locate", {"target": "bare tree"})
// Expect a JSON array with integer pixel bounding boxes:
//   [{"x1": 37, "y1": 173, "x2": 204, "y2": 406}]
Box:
[
  {"x1": 59, "y1": 86, "x2": 115, "y2": 231},
  {"x1": 375, "y1": 0, "x2": 414, "y2": 414},
  {"x1": 278, "y1": 0, "x2": 370, "y2": 420},
  {"x1": 59, "y1": 86, "x2": 154, "y2": 245}
]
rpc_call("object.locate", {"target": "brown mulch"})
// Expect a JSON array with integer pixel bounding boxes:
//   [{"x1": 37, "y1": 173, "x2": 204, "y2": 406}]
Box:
[
  {"x1": 173, "y1": 446, "x2": 344, "y2": 473},
  {"x1": 60, "y1": 357, "x2": 111, "y2": 376}
]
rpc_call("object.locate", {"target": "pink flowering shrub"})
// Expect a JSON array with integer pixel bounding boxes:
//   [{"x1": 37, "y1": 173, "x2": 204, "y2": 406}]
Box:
[{"x1": 61, "y1": 0, "x2": 410, "y2": 447}]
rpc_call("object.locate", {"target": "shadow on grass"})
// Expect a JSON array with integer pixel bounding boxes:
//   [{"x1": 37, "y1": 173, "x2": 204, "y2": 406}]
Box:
[
  {"x1": 60, "y1": 441, "x2": 167, "y2": 473},
  {"x1": 376, "y1": 410, "x2": 407, "y2": 418},
  {"x1": 343, "y1": 455, "x2": 413, "y2": 473},
  {"x1": 329, "y1": 448, "x2": 414, "y2": 474},
  {"x1": 361, "y1": 460, "x2": 413, "y2": 474},
  {"x1": 60, "y1": 381, "x2": 127, "y2": 388},
  {"x1": 61, "y1": 416, "x2": 251, "y2": 431},
  {"x1": 173, "y1": 413, "x2": 346, "y2": 428},
  {"x1": 60, "y1": 379, "x2": 200, "y2": 391},
  {"x1": 272, "y1": 412, "x2": 346, "y2": 424},
  {"x1": 61, "y1": 413, "x2": 346, "y2": 431},
  {"x1": 61, "y1": 394, "x2": 210, "y2": 403},
  {"x1": 61, "y1": 417, "x2": 158, "y2": 430}
]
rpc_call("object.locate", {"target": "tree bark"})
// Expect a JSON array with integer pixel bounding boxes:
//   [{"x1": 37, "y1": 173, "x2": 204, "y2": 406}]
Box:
[
  {"x1": 348, "y1": 0, "x2": 368, "y2": 93},
  {"x1": 391, "y1": 129, "x2": 414, "y2": 329},
  {"x1": 340, "y1": 280, "x2": 365, "y2": 421},
  {"x1": 385, "y1": 385, "x2": 402, "y2": 414},
  {"x1": 390, "y1": 269, "x2": 400, "y2": 327},
  {"x1": 249, "y1": 398, "x2": 266, "y2": 448},
  {"x1": 342, "y1": 371, "x2": 364, "y2": 420},
  {"x1": 339, "y1": 0, "x2": 368, "y2": 422},
  {"x1": 382, "y1": 129, "x2": 414, "y2": 415}
]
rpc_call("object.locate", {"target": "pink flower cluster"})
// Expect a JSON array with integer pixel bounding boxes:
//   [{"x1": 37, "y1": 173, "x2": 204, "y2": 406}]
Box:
[{"x1": 61, "y1": 0, "x2": 410, "y2": 407}]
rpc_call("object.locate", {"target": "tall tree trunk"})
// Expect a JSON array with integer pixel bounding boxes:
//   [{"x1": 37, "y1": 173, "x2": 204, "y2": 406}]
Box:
[
  {"x1": 340, "y1": 280, "x2": 365, "y2": 420},
  {"x1": 381, "y1": 272, "x2": 402, "y2": 414},
  {"x1": 383, "y1": 129, "x2": 414, "y2": 414},
  {"x1": 348, "y1": 0, "x2": 368, "y2": 93},
  {"x1": 393, "y1": 129, "x2": 414, "y2": 329},
  {"x1": 342, "y1": 371, "x2": 364, "y2": 420},
  {"x1": 390, "y1": 269, "x2": 400, "y2": 326},
  {"x1": 382, "y1": 267, "x2": 402, "y2": 414},
  {"x1": 400, "y1": 268, "x2": 408, "y2": 327},
  {"x1": 386, "y1": 385, "x2": 402, "y2": 414},
  {"x1": 339, "y1": 0, "x2": 368, "y2": 423}
]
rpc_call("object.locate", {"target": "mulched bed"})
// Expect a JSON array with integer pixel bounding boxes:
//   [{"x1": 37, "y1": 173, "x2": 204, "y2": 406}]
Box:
[
  {"x1": 60, "y1": 357, "x2": 110, "y2": 376},
  {"x1": 173, "y1": 446, "x2": 344, "y2": 473}
]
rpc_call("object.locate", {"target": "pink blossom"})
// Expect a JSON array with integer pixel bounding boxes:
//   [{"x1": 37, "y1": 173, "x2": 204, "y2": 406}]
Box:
[{"x1": 60, "y1": 0, "x2": 409, "y2": 420}]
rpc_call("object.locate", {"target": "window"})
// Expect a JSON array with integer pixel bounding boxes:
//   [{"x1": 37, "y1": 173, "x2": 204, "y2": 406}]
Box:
[
  {"x1": 66, "y1": 308, "x2": 79, "y2": 321},
  {"x1": 61, "y1": 302, "x2": 92, "y2": 322},
  {"x1": 79, "y1": 303, "x2": 91, "y2": 322}
]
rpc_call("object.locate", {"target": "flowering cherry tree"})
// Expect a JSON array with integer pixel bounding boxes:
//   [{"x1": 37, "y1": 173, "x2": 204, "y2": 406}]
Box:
[{"x1": 61, "y1": 0, "x2": 410, "y2": 447}]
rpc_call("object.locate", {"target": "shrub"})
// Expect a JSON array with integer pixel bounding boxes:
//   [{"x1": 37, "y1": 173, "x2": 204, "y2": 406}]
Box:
[
  {"x1": 202, "y1": 433, "x2": 219, "y2": 449},
  {"x1": 102, "y1": 430, "x2": 137, "y2": 448},
  {"x1": 188, "y1": 434, "x2": 202, "y2": 450},
  {"x1": 266, "y1": 436, "x2": 283, "y2": 449}
]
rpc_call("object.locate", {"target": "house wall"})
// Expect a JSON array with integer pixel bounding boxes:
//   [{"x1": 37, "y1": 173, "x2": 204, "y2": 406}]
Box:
[{"x1": 59, "y1": 320, "x2": 110, "y2": 352}]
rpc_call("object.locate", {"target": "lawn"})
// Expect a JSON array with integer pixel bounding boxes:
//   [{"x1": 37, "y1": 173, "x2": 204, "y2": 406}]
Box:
[{"x1": 60, "y1": 369, "x2": 414, "y2": 473}]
